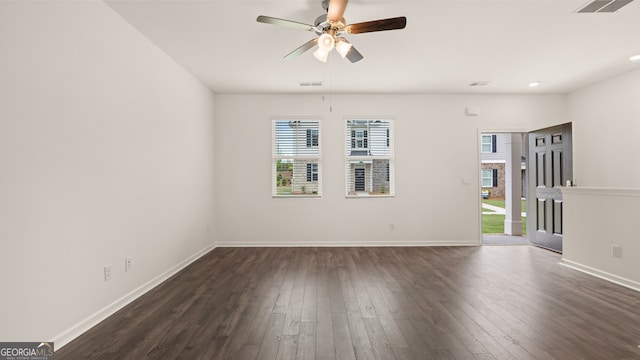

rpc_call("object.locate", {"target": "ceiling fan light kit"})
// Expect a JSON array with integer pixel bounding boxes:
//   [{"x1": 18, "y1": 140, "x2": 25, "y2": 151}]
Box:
[
  {"x1": 257, "y1": 0, "x2": 406, "y2": 63},
  {"x1": 313, "y1": 48, "x2": 330, "y2": 62},
  {"x1": 335, "y1": 38, "x2": 352, "y2": 58},
  {"x1": 318, "y1": 33, "x2": 335, "y2": 52}
]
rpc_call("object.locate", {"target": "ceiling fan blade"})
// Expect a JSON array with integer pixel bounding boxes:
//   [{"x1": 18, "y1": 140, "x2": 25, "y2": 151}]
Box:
[
  {"x1": 345, "y1": 45, "x2": 363, "y2": 63},
  {"x1": 327, "y1": 0, "x2": 348, "y2": 23},
  {"x1": 256, "y1": 15, "x2": 315, "y2": 31},
  {"x1": 284, "y1": 38, "x2": 319, "y2": 60},
  {"x1": 345, "y1": 16, "x2": 407, "y2": 34}
]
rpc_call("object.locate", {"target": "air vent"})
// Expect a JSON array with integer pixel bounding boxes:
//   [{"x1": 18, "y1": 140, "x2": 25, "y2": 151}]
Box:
[
  {"x1": 469, "y1": 81, "x2": 490, "y2": 87},
  {"x1": 299, "y1": 81, "x2": 323, "y2": 87},
  {"x1": 577, "y1": 0, "x2": 634, "y2": 13}
]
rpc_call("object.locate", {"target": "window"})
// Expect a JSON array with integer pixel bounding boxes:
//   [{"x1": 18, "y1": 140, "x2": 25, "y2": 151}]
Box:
[
  {"x1": 273, "y1": 120, "x2": 321, "y2": 196},
  {"x1": 482, "y1": 134, "x2": 497, "y2": 153},
  {"x1": 482, "y1": 170, "x2": 492, "y2": 187},
  {"x1": 306, "y1": 129, "x2": 318, "y2": 148},
  {"x1": 345, "y1": 119, "x2": 393, "y2": 197},
  {"x1": 386, "y1": 128, "x2": 390, "y2": 147},
  {"x1": 482, "y1": 169, "x2": 498, "y2": 187},
  {"x1": 352, "y1": 130, "x2": 368, "y2": 149},
  {"x1": 306, "y1": 163, "x2": 318, "y2": 181}
]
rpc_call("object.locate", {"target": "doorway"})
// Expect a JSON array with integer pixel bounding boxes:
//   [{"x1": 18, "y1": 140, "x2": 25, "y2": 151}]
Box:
[
  {"x1": 354, "y1": 167, "x2": 365, "y2": 192},
  {"x1": 527, "y1": 123, "x2": 572, "y2": 253},
  {"x1": 480, "y1": 132, "x2": 528, "y2": 245}
]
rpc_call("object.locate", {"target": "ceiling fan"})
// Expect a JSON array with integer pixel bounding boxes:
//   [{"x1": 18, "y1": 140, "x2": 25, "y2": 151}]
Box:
[{"x1": 257, "y1": 0, "x2": 407, "y2": 63}]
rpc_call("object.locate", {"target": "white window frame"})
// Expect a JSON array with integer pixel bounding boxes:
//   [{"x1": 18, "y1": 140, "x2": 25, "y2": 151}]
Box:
[
  {"x1": 353, "y1": 130, "x2": 368, "y2": 149},
  {"x1": 272, "y1": 119, "x2": 322, "y2": 197},
  {"x1": 481, "y1": 134, "x2": 494, "y2": 153},
  {"x1": 345, "y1": 119, "x2": 394, "y2": 198},
  {"x1": 482, "y1": 169, "x2": 493, "y2": 188}
]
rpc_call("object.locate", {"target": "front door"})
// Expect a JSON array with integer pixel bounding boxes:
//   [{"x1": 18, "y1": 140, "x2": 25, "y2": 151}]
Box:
[
  {"x1": 355, "y1": 167, "x2": 365, "y2": 191},
  {"x1": 527, "y1": 123, "x2": 572, "y2": 252}
]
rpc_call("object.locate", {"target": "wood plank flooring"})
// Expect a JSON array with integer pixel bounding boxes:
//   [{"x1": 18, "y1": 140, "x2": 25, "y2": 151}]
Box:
[{"x1": 56, "y1": 246, "x2": 640, "y2": 359}]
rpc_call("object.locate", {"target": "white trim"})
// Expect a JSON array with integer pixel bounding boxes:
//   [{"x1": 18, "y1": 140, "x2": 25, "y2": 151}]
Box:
[
  {"x1": 481, "y1": 160, "x2": 506, "y2": 164},
  {"x1": 345, "y1": 194, "x2": 395, "y2": 199},
  {"x1": 272, "y1": 119, "x2": 322, "y2": 197},
  {"x1": 562, "y1": 187, "x2": 640, "y2": 197},
  {"x1": 53, "y1": 243, "x2": 216, "y2": 350},
  {"x1": 344, "y1": 118, "x2": 395, "y2": 197},
  {"x1": 215, "y1": 240, "x2": 479, "y2": 247},
  {"x1": 273, "y1": 194, "x2": 323, "y2": 199},
  {"x1": 475, "y1": 128, "x2": 529, "y2": 246},
  {"x1": 561, "y1": 259, "x2": 640, "y2": 293}
]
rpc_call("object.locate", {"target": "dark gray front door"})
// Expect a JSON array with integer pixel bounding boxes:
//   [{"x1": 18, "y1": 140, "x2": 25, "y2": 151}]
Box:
[
  {"x1": 527, "y1": 123, "x2": 572, "y2": 253},
  {"x1": 355, "y1": 168, "x2": 365, "y2": 191}
]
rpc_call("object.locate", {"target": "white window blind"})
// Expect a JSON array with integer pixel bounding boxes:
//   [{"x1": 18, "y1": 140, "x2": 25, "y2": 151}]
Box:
[
  {"x1": 345, "y1": 119, "x2": 393, "y2": 197},
  {"x1": 273, "y1": 120, "x2": 321, "y2": 196}
]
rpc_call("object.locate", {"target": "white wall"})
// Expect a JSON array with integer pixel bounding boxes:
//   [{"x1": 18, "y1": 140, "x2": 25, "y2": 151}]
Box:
[
  {"x1": 0, "y1": 1, "x2": 216, "y2": 345},
  {"x1": 562, "y1": 68, "x2": 640, "y2": 290},
  {"x1": 568, "y1": 68, "x2": 640, "y2": 188},
  {"x1": 562, "y1": 188, "x2": 640, "y2": 290},
  {"x1": 215, "y1": 94, "x2": 565, "y2": 246}
]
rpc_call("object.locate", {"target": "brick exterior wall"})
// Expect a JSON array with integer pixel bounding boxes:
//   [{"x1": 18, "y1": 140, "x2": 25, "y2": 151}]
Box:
[
  {"x1": 482, "y1": 163, "x2": 527, "y2": 199},
  {"x1": 372, "y1": 159, "x2": 390, "y2": 194},
  {"x1": 292, "y1": 160, "x2": 319, "y2": 194}
]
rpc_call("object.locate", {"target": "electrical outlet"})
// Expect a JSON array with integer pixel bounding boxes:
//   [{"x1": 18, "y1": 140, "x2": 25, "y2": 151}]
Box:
[
  {"x1": 612, "y1": 245, "x2": 622, "y2": 258},
  {"x1": 125, "y1": 257, "x2": 132, "y2": 272},
  {"x1": 104, "y1": 265, "x2": 112, "y2": 281},
  {"x1": 389, "y1": 223, "x2": 395, "y2": 231}
]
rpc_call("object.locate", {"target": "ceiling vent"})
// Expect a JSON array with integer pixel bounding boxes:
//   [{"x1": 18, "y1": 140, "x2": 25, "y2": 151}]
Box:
[
  {"x1": 469, "y1": 81, "x2": 490, "y2": 87},
  {"x1": 299, "y1": 81, "x2": 323, "y2": 87},
  {"x1": 577, "y1": 0, "x2": 634, "y2": 13}
]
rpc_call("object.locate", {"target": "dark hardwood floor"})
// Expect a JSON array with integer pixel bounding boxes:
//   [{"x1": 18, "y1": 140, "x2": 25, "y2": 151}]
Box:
[{"x1": 56, "y1": 246, "x2": 640, "y2": 359}]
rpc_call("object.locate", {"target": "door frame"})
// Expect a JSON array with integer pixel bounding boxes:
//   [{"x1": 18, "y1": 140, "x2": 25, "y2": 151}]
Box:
[
  {"x1": 476, "y1": 128, "x2": 529, "y2": 245},
  {"x1": 354, "y1": 165, "x2": 366, "y2": 192}
]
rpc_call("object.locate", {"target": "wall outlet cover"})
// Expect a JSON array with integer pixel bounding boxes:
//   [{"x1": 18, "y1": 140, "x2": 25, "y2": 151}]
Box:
[
  {"x1": 104, "y1": 265, "x2": 112, "y2": 281},
  {"x1": 611, "y1": 245, "x2": 622, "y2": 258}
]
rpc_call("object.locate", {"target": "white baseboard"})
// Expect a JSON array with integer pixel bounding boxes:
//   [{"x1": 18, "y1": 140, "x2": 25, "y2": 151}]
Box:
[
  {"x1": 560, "y1": 259, "x2": 640, "y2": 293},
  {"x1": 53, "y1": 243, "x2": 216, "y2": 350},
  {"x1": 214, "y1": 240, "x2": 480, "y2": 247}
]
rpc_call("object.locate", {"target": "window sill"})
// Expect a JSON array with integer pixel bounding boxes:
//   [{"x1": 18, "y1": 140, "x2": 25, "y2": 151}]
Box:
[
  {"x1": 273, "y1": 195, "x2": 322, "y2": 199},
  {"x1": 346, "y1": 194, "x2": 395, "y2": 199}
]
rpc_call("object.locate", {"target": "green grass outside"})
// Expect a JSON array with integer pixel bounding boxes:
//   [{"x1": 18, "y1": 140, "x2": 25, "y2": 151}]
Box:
[
  {"x1": 276, "y1": 186, "x2": 292, "y2": 195},
  {"x1": 482, "y1": 215, "x2": 527, "y2": 235},
  {"x1": 482, "y1": 199, "x2": 527, "y2": 235},
  {"x1": 482, "y1": 199, "x2": 526, "y2": 212}
]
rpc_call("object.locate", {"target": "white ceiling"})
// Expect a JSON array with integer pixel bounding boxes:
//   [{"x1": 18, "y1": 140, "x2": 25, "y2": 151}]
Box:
[{"x1": 104, "y1": 0, "x2": 640, "y2": 94}]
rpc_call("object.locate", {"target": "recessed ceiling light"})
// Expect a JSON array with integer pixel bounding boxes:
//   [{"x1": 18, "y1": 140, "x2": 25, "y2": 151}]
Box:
[
  {"x1": 528, "y1": 81, "x2": 541, "y2": 87},
  {"x1": 630, "y1": 54, "x2": 640, "y2": 62}
]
